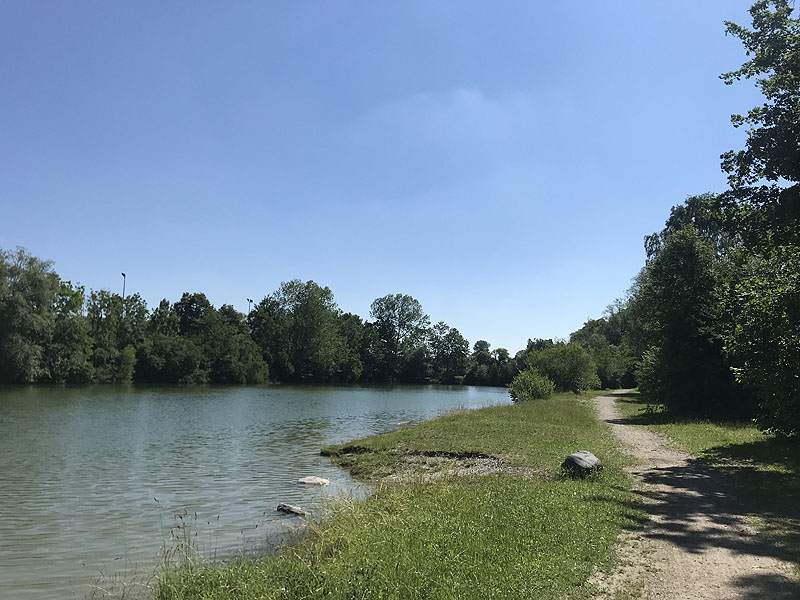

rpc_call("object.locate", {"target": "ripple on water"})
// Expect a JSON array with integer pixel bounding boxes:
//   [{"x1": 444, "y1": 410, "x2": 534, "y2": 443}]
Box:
[{"x1": 0, "y1": 384, "x2": 511, "y2": 599}]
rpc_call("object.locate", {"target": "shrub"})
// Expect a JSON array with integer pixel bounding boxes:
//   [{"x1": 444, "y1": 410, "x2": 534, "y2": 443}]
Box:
[
  {"x1": 527, "y1": 342, "x2": 600, "y2": 393},
  {"x1": 508, "y1": 369, "x2": 555, "y2": 402}
]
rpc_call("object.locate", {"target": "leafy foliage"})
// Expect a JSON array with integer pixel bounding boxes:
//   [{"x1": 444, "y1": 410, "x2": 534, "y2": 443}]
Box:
[
  {"x1": 464, "y1": 341, "x2": 519, "y2": 386},
  {"x1": 429, "y1": 321, "x2": 470, "y2": 384},
  {"x1": 369, "y1": 293, "x2": 431, "y2": 382},
  {"x1": 727, "y1": 248, "x2": 800, "y2": 434},
  {"x1": 631, "y1": 226, "x2": 745, "y2": 416},
  {"x1": 720, "y1": 0, "x2": 800, "y2": 247},
  {"x1": 526, "y1": 342, "x2": 600, "y2": 393},
  {"x1": 618, "y1": 2, "x2": 800, "y2": 432},
  {"x1": 508, "y1": 368, "x2": 554, "y2": 402},
  {"x1": 570, "y1": 306, "x2": 637, "y2": 389}
]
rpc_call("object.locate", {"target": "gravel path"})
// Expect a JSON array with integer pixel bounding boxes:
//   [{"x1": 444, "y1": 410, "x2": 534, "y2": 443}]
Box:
[{"x1": 592, "y1": 390, "x2": 799, "y2": 599}]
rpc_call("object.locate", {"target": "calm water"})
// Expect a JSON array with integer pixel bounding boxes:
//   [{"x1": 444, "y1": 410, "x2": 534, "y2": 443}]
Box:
[{"x1": 0, "y1": 385, "x2": 510, "y2": 599}]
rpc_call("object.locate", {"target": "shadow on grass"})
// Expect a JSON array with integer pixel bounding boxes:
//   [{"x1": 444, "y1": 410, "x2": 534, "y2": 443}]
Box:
[{"x1": 702, "y1": 436, "x2": 800, "y2": 471}]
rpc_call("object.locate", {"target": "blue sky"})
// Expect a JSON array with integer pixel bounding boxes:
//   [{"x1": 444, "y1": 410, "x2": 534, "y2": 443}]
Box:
[{"x1": 1, "y1": 1, "x2": 764, "y2": 353}]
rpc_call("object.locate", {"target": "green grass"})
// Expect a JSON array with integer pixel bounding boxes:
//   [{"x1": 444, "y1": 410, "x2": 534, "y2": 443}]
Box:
[
  {"x1": 322, "y1": 390, "x2": 613, "y2": 478},
  {"x1": 155, "y1": 391, "x2": 646, "y2": 600},
  {"x1": 615, "y1": 391, "x2": 800, "y2": 560}
]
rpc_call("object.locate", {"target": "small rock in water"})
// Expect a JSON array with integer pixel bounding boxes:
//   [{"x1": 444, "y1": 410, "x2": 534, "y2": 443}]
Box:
[
  {"x1": 277, "y1": 502, "x2": 307, "y2": 516},
  {"x1": 298, "y1": 476, "x2": 330, "y2": 486},
  {"x1": 561, "y1": 451, "x2": 603, "y2": 477}
]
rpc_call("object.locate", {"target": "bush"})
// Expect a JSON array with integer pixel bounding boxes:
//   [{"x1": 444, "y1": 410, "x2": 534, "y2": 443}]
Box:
[
  {"x1": 508, "y1": 369, "x2": 555, "y2": 402},
  {"x1": 527, "y1": 343, "x2": 600, "y2": 393}
]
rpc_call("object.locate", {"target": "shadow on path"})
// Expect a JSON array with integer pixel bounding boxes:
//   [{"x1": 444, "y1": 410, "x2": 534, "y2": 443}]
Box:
[
  {"x1": 733, "y1": 573, "x2": 800, "y2": 599},
  {"x1": 596, "y1": 391, "x2": 800, "y2": 598},
  {"x1": 635, "y1": 460, "x2": 798, "y2": 565}
]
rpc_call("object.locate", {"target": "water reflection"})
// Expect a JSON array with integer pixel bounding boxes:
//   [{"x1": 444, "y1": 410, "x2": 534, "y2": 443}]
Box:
[{"x1": 0, "y1": 384, "x2": 510, "y2": 599}]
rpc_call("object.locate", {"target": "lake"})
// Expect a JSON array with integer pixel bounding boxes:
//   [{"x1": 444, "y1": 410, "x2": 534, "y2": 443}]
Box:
[{"x1": 0, "y1": 385, "x2": 510, "y2": 599}]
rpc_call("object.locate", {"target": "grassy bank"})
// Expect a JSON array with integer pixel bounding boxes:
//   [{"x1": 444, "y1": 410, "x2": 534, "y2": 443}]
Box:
[
  {"x1": 156, "y1": 391, "x2": 645, "y2": 600},
  {"x1": 616, "y1": 391, "x2": 800, "y2": 560}
]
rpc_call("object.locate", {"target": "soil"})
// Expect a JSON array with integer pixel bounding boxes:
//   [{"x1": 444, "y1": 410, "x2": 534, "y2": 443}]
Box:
[
  {"x1": 591, "y1": 390, "x2": 800, "y2": 599},
  {"x1": 382, "y1": 453, "x2": 547, "y2": 483}
]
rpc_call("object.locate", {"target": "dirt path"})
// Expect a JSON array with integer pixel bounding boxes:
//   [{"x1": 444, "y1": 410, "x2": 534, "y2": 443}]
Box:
[{"x1": 592, "y1": 390, "x2": 799, "y2": 599}]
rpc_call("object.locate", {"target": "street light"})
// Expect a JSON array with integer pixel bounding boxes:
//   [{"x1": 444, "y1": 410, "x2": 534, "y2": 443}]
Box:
[
  {"x1": 247, "y1": 298, "x2": 253, "y2": 314},
  {"x1": 121, "y1": 272, "x2": 126, "y2": 299}
]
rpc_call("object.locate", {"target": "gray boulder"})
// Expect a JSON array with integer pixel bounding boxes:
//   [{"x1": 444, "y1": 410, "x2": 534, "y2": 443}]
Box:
[
  {"x1": 277, "y1": 503, "x2": 307, "y2": 516},
  {"x1": 561, "y1": 451, "x2": 603, "y2": 477}
]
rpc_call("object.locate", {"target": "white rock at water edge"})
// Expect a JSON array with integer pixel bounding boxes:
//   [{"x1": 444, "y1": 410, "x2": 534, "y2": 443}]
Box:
[
  {"x1": 298, "y1": 476, "x2": 330, "y2": 486},
  {"x1": 277, "y1": 503, "x2": 307, "y2": 516}
]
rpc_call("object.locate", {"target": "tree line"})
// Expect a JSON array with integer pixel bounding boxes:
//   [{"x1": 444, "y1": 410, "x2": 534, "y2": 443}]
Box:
[
  {"x1": 0, "y1": 246, "x2": 619, "y2": 391},
  {"x1": 0, "y1": 246, "x2": 629, "y2": 400},
  {"x1": 508, "y1": 1, "x2": 799, "y2": 436},
  {"x1": 0, "y1": 255, "x2": 531, "y2": 387}
]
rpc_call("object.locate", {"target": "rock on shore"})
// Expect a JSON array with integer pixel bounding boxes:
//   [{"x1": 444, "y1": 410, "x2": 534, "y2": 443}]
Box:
[{"x1": 298, "y1": 476, "x2": 330, "y2": 486}]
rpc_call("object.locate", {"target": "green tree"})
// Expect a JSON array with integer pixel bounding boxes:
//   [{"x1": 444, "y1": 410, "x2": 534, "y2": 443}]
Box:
[
  {"x1": 400, "y1": 345, "x2": 432, "y2": 383},
  {"x1": 631, "y1": 226, "x2": 744, "y2": 415},
  {"x1": 357, "y1": 321, "x2": 383, "y2": 383},
  {"x1": 172, "y1": 294, "x2": 268, "y2": 384},
  {"x1": 644, "y1": 194, "x2": 733, "y2": 259},
  {"x1": 203, "y1": 304, "x2": 268, "y2": 384},
  {"x1": 369, "y1": 293, "x2": 430, "y2": 382},
  {"x1": 429, "y1": 321, "x2": 469, "y2": 383},
  {"x1": 0, "y1": 248, "x2": 60, "y2": 382},
  {"x1": 175, "y1": 292, "x2": 214, "y2": 338},
  {"x1": 136, "y1": 298, "x2": 204, "y2": 383},
  {"x1": 45, "y1": 281, "x2": 92, "y2": 383},
  {"x1": 274, "y1": 280, "x2": 346, "y2": 382},
  {"x1": 719, "y1": 0, "x2": 800, "y2": 247},
  {"x1": 250, "y1": 281, "x2": 347, "y2": 383},
  {"x1": 249, "y1": 295, "x2": 293, "y2": 381},
  {"x1": 86, "y1": 290, "x2": 145, "y2": 383},
  {"x1": 727, "y1": 248, "x2": 800, "y2": 434},
  {"x1": 336, "y1": 312, "x2": 365, "y2": 383},
  {"x1": 149, "y1": 298, "x2": 180, "y2": 336},
  {"x1": 136, "y1": 333, "x2": 204, "y2": 383},
  {"x1": 491, "y1": 348, "x2": 519, "y2": 385},
  {"x1": 570, "y1": 305, "x2": 638, "y2": 389}
]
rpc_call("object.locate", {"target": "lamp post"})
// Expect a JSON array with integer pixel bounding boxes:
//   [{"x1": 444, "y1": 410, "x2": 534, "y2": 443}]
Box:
[
  {"x1": 247, "y1": 298, "x2": 253, "y2": 314},
  {"x1": 121, "y1": 272, "x2": 126, "y2": 299}
]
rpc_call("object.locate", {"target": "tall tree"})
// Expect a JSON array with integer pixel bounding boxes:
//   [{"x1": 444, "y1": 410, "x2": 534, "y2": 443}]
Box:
[
  {"x1": 86, "y1": 290, "x2": 146, "y2": 383},
  {"x1": 0, "y1": 248, "x2": 60, "y2": 382},
  {"x1": 429, "y1": 321, "x2": 469, "y2": 384},
  {"x1": 727, "y1": 247, "x2": 800, "y2": 434},
  {"x1": 631, "y1": 226, "x2": 743, "y2": 415},
  {"x1": 250, "y1": 280, "x2": 346, "y2": 382},
  {"x1": 336, "y1": 312, "x2": 366, "y2": 383},
  {"x1": 369, "y1": 293, "x2": 430, "y2": 382},
  {"x1": 719, "y1": 0, "x2": 800, "y2": 246},
  {"x1": 275, "y1": 280, "x2": 346, "y2": 382},
  {"x1": 249, "y1": 295, "x2": 293, "y2": 381},
  {"x1": 45, "y1": 281, "x2": 92, "y2": 383}
]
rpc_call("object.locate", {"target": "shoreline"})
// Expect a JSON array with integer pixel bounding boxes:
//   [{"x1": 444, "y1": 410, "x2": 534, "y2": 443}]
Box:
[{"x1": 154, "y1": 390, "x2": 646, "y2": 599}]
